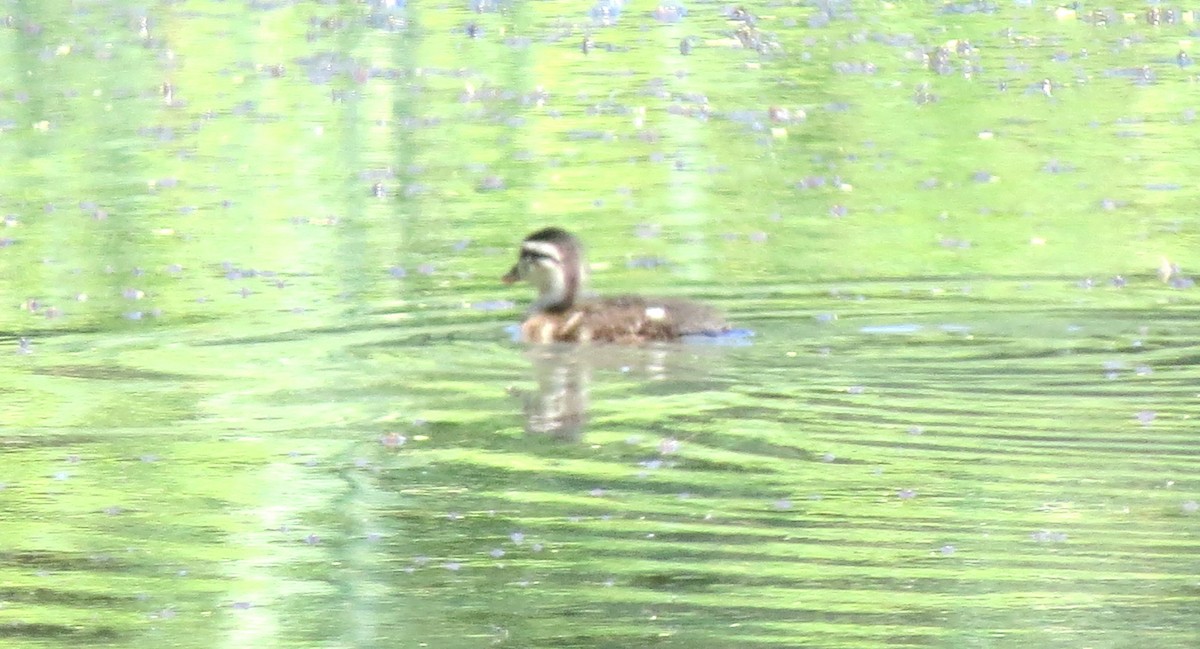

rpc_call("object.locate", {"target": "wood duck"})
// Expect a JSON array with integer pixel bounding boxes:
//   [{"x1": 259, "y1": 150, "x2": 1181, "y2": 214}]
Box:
[{"x1": 502, "y1": 227, "x2": 730, "y2": 343}]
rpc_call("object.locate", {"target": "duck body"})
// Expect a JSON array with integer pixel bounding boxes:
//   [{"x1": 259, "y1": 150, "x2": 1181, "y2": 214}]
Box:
[
  {"x1": 519, "y1": 294, "x2": 728, "y2": 344},
  {"x1": 504, "y1": 227, "x2": 730, "y2": 344}
]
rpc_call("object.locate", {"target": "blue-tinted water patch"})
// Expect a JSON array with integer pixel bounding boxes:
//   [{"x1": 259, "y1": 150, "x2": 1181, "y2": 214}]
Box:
[
  {"x1": 682, "y1": 328, "x2": 755, "y2": 346},
  {"x1": 471, "y1": 300, "x2": 514, "y2": 312},
  {"x1": 860, "y1": 324, "x2": 923, "y2": 334}
]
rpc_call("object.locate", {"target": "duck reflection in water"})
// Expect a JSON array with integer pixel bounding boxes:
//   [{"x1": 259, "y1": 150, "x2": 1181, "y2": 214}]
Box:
[
  {"x1": 511, "y1": 346, "x2": 592, "y2": 439},
  {"x1": 511, "y1": 344, "x2": 693, "y2": 440}
]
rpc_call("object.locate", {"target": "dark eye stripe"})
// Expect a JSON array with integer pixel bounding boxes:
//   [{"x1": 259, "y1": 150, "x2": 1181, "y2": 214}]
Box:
[{"x1": 522, "y1": 250, "x2": 553, "y2": 261}]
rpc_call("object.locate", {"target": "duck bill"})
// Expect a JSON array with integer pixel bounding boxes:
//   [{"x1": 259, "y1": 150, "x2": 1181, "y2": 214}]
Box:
[{"x1": 501, "y1": 265, "x2": 520, "y2": 284}]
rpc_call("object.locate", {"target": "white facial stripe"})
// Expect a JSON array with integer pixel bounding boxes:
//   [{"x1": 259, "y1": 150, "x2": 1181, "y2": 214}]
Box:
[{"x1": 522, "y1": 240, "x2": 563, "y2": 262}]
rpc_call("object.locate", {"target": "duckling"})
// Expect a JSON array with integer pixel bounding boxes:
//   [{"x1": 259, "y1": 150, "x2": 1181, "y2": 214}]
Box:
[{"x1": 502, "y1": 227, "x2": 730, "y2": 343}]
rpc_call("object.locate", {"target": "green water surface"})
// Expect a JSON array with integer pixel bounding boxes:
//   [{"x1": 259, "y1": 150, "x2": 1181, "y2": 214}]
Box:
[{"x1": 1, "y1": 1, "x2": 1198, "y2": 647}]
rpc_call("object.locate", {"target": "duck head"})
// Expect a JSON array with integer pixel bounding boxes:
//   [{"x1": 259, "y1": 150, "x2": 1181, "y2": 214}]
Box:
[{"x1": 503, "y1": 227, "x2": 588, "y2": 313}]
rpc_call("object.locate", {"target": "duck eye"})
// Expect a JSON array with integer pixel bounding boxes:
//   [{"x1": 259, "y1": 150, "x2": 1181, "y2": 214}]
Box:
[{"x1": 522, "y1": 250, "x2": 553, "y2": 262}]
